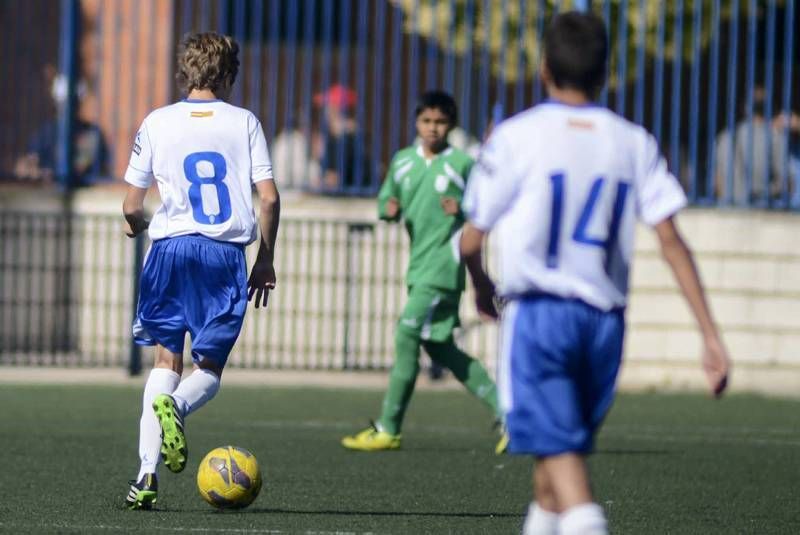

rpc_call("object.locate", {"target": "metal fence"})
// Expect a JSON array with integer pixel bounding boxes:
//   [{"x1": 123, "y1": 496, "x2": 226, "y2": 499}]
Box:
[
  {"x1": 0, "y1": 211, "x2": 499, "y2": 371},
  {"x1": 1, "y1": 0, "x2": 797, "y2": 205}
]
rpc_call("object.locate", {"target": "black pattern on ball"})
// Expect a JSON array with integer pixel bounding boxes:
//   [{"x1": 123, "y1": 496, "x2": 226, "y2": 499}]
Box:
[
  {"x1": 209, "y1": 456, "x2": 230, "y2": 485},
  {"x1": 232, "y1": 446, "x2": 252, "y2": 458}
]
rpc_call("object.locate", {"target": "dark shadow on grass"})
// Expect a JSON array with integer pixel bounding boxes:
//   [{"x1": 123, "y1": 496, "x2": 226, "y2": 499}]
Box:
[
  {"x1": 594, "y1": 449, "x2": 673, "y2": 455},
  {"x1": 154, "y1": 507, "x2": 523, "y2": 519},
  {"x1": 254, "y1": 508, "x2": 523, "y2": 519},
  {"x1": 398, "y1": 448, "x2": 491, "y2": 453}
]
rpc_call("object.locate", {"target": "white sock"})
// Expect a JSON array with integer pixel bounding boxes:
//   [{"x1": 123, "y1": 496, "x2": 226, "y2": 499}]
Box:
[
  {"x1": 559, "y1": 503, "x2": 608, "y2": 535},
  {"x1": 137, "y1": 368, "x2": 180, "y2": 480},
  {"x1": 522, "y1": 502, "x2": 559, "y2": 535},
  {"x1": 172, "y1": 368, "x2": 221, "y2": 418}
]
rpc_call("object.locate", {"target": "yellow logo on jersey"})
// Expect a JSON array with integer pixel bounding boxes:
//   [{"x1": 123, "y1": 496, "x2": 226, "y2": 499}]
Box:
[{"x1": 190, "y1": 111, "x2": 214, "y2": 118}]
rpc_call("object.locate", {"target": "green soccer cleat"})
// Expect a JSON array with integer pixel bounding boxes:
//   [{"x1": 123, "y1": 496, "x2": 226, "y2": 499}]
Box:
[
  {"x1": 125, "y1": 473, "x2": 158, "y2": 510},
  {"x1": 341, "y1": 422, "x2": 401, "y2": 451},
  {"x1": 152, "y1": 394, "x2": 187, "y2": 473}
]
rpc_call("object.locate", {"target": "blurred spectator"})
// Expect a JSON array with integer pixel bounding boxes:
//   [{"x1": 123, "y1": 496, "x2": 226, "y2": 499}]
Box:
[
  {"x1": 311, "y1": 84, "x2": 375, "y2": 193},
  {"x1": 447, "y1": 127, "x2": 481, "y2": 158},
  {"x1": 14, "y1": 63, "x2": 108, "y2": 186},
  {"x1": 772, "y1": 111, "x2": 800, "y2": 208},
  {"x1": 271, "y1": 111, "x2": 321, "y2": 189},
  {"x1": 714, "y1": 86, "x2": 782, "y2": 205}
]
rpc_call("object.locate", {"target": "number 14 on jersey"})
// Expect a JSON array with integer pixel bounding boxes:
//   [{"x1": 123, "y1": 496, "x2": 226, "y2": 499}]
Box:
[{"x1": 547, "y1": 172, "x2": 630, "y2": 270}]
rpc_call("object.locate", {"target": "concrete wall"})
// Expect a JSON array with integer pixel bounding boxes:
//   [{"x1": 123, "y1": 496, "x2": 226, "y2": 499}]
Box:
[
  {"x1": 623, "y1": 209, "x2": 800, "y2": 395},
  {"x1": 1, "y1": 186, "x2": 798, "y2": 395}
]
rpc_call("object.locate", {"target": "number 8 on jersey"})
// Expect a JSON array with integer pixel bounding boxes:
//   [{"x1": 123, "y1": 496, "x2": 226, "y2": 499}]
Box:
[{"x1": 184, "y1": 151, "x2": 232, "y2": 225}]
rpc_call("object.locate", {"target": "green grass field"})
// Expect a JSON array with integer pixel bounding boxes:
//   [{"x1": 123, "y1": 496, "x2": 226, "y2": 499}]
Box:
[{"x1": 0, "y1": 383, "x2": 798, "y2": 534}]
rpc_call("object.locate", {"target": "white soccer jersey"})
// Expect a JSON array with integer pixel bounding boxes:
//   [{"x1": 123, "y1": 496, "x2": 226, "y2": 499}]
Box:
[
  {"x1": 464, "y1": 101, "x2": 687, "y2": 311},
  {"x1": 124, "y1": 99, "x2": 274, "y2": 244}
]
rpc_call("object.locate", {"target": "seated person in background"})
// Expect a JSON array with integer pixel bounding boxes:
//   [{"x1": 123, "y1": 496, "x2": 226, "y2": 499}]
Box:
[
  {"x1": 772, "y1": 111, "x2": 800, "y2": 208},
  {"x1": 14, "y1": 64, "x2": 108, "y2": 185},
  {"x1": 15, "y1": 116, "x2": 108, "y2": 185},
  {"x1": 311, "y1": 84, "x2": 374, "y2": 193},
  {"x1": 271, "y1": 111, "x2": 321, "y2": 190},
  {"x1": 714, "y1": 86, "x2": 779, "y2": 205}
]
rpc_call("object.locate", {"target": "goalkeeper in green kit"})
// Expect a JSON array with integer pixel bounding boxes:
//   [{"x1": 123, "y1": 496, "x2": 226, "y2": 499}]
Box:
[{"x1": 341, "y1": 91, "x2": 507, "y2": 453}]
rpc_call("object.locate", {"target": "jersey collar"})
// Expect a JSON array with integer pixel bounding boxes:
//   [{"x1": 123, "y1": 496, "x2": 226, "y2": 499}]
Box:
[
  {"x1": 416, "y1": 144, "x2": 454, "y2": 166},
  {"x1": 543, "y1": 98, "x2": 601, "y2": 109},
  {"x1": 182, "y1": 98, "x2": 222, "y2": 103}
]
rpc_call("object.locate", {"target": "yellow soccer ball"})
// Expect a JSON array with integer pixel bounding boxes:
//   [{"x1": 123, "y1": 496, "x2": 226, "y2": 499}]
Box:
[{"x1": 196, "y1": 446, "x2": 262, "y2": 509}]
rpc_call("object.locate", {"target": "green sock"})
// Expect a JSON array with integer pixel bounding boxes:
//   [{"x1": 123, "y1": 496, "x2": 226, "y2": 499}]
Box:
[
  {"x1": 378, "y1": 327, "x2": 420, "y2": 435},
  {"x1": 423, "y1": 340, "x2": 500, "y2": 418}
]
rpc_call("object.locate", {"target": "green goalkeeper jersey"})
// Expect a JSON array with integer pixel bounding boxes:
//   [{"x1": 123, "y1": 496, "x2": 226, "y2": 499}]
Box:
[{"x1": 377, "y1": 145, "x2": 474, "y2": 292}]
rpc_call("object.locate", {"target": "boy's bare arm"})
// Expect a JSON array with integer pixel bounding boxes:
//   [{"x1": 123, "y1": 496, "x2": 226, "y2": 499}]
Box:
[
  {"x1": 460, "y1": 223, "x2": 498, "y2": 321},
  {"x1": 122, "y1": 184, "x2": 149, "y2": 237},
  {"x1": 255, "y1": 180, "x2": 280, "y2": 261},
  {"x1": 248, "y1": 180, "x2": 280, "y2": 309},
  {"x1": 654, "y1": 216, "x2": 730, "y2": 397}
]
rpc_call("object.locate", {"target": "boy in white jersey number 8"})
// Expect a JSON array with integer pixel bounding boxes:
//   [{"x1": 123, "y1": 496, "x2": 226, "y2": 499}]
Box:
[
  {"x1": 460, "y1": 12, "x2": 730, "y2": 535},
  {"x1": 121, "y1": 33, "x2": 280, "y2": 510}
]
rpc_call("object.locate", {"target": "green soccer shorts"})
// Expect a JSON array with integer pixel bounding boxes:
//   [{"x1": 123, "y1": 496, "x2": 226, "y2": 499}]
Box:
[{"x1": 397, "y1": 286, "x2": 461, "y2": 342}]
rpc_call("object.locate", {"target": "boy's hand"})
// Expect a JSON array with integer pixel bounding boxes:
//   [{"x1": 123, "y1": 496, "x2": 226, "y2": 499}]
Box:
[
  {"x1": 474, "y1": 280, "x2": 499, "y2": 321},
  {"x1": 702, "y1": 335, "x2": 730, "y2": 398},
  {"x1": 124, "y1": 218, "x2": 149, "y2": 238},
  {"x1": 123, "y1": 185, "x2": 149, "y2": 238},
  {"x1": 247, "y1": 259, "x2": 276, "y2": 309},
  {"x1": 440, "y1": 196, "x2": 459, "y2": 215},
  {"x1": 384, "y1": 197, "x2": 400, "y2": 219}
]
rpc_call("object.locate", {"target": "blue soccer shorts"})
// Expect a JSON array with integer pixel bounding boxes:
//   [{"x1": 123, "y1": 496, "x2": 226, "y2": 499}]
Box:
[
  {"x1": 498, "y1": 294, "x2": 625, "y2": 457},
  {"x1": 133, "y1": 234, "x2": 248, "y2": 367}
]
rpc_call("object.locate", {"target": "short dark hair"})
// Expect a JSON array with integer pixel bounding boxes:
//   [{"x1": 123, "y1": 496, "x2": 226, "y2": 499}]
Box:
[
  {"x1": 543, "y1": 11, "x2": 608, "y2": 97},
  {"x1": 415, "y1": 90, "x2": 458, "y2": 125}
]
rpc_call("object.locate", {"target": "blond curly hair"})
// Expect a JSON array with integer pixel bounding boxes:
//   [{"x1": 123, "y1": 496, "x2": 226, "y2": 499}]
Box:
[{"x1": 176, "y1": 32, "x2": 239, "y2": 95}]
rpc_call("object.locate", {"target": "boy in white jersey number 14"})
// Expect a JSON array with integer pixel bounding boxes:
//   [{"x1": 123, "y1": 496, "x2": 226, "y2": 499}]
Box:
[
  {"x1": 121, "y1": 33, "x2": 280, "y2": 510},
  {"x1": 460, "y1": 12, "x2": 730, "y2": 535}
]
